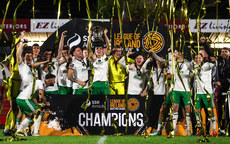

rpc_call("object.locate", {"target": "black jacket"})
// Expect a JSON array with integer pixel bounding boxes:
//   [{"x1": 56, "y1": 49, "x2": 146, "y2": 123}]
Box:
[{"x1": 217, "y1": 57, "x2": 230, "y2": 91}]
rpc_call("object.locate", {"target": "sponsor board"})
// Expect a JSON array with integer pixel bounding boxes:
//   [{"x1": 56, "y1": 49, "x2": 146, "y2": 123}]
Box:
[
  {"x1": 3, "y1": 19, "x2": 229, "y2": 33},
  {"x1": 40, "y1": 19, "x2": 169, "y2": 57},
  {"x1": 160, "y1": 19, "x2": 188, "y2": 32},
  {"x1": 189, "y1": 19, "x2": 230, "y2": 33},
  {"x1": 0, "y1": 19, "x2": 30, "y2": 32},
  {"x1": 30, "y1": 19, "x2": 69, "y2": 32}
]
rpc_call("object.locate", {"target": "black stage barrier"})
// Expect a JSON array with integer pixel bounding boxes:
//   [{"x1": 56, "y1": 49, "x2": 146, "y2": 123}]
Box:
[{"x1": 45, "y1": 94, "x2": 163, "y2": 135}]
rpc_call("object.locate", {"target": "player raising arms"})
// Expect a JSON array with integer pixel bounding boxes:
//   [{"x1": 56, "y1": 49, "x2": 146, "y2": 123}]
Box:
[
  {"x1": 57, "y1": 31, "x2": 73, "y2": 95},
  {"x1": 150, "y1": 47, "x2": 193, "y2": 136},
  {"x1": 15, "y1": 74, "x2": 55, "y2": 136},
  {"x1": 119, "y1": 49, "x2": 151, "y2": 95},
  {"x1": 68, "y1": 45, "x2": 89, "y2": 95},
  {"x1": 87, "y1": 28, "x2": 111, "y2": 95}
]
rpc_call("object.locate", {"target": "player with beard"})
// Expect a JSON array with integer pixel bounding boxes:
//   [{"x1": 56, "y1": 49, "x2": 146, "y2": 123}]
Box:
[
  {"x1": 40, "y1": 40, "x2": 65, "y2": 94},
  {"x1": 15, "y1": 74, "x2": 55, "y2": 136},
  {"x1": 40, "y1": 50, "x2": 59, "y2": 94},
  {"x1": 68, "y1": 46, "x2": 89, "y2": 95},
  {"x1": 215, "y1": 47, "x2": 230, "y2": 136},
  {"x1": 151, "y1": 48, "x2": 193, "y2": 136}
]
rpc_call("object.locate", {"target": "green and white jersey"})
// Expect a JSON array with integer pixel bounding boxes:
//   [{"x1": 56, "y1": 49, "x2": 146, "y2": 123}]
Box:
[
  {"x1": 195, "y1": 62, "x2": 216, "y2": 94},
  {"x1": 169, "y1": 60, "x2": 192, "y2": 92},
  {"x1": 152, "y1": 68, "x2": 165, "y2": 95},
  {"x1": 119, "y1": 57, "x2": 149, "y2": 95},
  {"x1": 41, "y1": 58, "x2": 59, "y2": 92},
  {"x1": 69, "y1": 57, "x2": 88, "y2": 89},
  {"x1": 17, "y1": 80, "x2": 45, "y2": 99},
  {"x1": 58, "y1": 57, "x2": 72, "y2": 88},
  {"x1": 127, "y1": 66, "x2": 143, "y2": 95},
  {"x1": 18, "y1": 62, "x2": 34, "y2": 90},
  {"x1": 93, "y1": 54, "x2": 109, "y2": 82}
]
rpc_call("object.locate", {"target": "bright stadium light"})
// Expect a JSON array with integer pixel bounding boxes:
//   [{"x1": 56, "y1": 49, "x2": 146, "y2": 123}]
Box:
[
  {"x1": 211, "y1": 43, "x2": 230, "y2": 48},
  {"x1": 27, "y1": 41, "x2": 44, "y2": 46}
]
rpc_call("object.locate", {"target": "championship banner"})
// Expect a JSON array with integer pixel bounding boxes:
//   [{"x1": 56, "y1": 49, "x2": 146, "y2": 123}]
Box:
[
  {"x1": 41, "y1": 18, "x2": 170, "y2": 57},
  {"x1": 41, "y1": 94, "x2": 150, "y2": 135}
]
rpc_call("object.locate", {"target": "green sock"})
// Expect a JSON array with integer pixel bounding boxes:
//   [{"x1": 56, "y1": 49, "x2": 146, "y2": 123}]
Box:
[
  {"x1": 16, "y1": 118, "x2": 22, "y2": 123},
  {"x1": 158, "y1": 120, "x2": 162, "y2": 124},
  {"x1": 27, "y1": 116, "x2": 32, "y2": 120},
  {"x1": 211, "y1": 113, "x2": 215, "y2": 118},
  {"x1": 40, "y1": 112, "x2": 44, "y2": 116}
]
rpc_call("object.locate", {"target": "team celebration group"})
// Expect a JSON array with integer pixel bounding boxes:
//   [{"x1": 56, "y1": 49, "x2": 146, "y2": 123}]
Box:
[{"x1": 2, "y1": 28, "x2": 230, "y2": 137}]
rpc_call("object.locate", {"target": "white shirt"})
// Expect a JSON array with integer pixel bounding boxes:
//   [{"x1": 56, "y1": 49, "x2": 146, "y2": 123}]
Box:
[
  {"x1": 58, "y1": 57, "x2": 72, "y2": 88},
  {"x1": 152, "y1": 68, "x2": 165, "y2": 95},
  {"x1": 17, "y1": 80, "x2": 45, "y2": 99},
  {"x1": 119, "y1": 57, "x2": 149, "y2": 95},
  {"x1": 127, "y1": 66, "x2": 143, "y2": 95},
  {"x1": 169, "y1": 60, "x2": 192, "y2": 91},
  {"x1": 195, "y1": 62, "x2": 216, "y2": 94},
  {"x1": 93, "y1": 55, "x2": 109, "y2": 82},
  {"x1": 69, "y1": 58, "x2": 89, "y2": 89},
  {"x1": 18, "y1": 62, "x2": 34, "y2": 90},
  {"x1": 41, "y1": 58, "x2": 59, "y2": 92}
]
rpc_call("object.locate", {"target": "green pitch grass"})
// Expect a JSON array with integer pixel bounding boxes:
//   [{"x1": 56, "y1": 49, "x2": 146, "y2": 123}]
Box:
[{"x1": 0, "y1": 129, "x2": 230, "y2": 144}]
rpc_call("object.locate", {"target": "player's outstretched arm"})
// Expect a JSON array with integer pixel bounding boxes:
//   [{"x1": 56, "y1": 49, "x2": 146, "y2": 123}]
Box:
[
  {"x1": 57, "y1": 31, "x2": 67, "y2": 59},
  {"x1": 149, "y1": 49, "x2": 166, "y2": 64},
  {"x1": 16, "y1": 42, "x2": 24, "y2": 64},
  {"x1": 104, "y1": 29, "x2": 111, "y2": 55}
]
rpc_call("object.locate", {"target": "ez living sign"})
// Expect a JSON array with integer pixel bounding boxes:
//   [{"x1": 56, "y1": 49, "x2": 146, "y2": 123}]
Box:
[{"x1": 189, "y1": 19, "x2": 230, "y2": 33}]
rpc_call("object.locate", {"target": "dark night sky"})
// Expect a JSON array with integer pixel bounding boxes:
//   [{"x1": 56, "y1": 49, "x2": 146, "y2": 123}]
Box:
[
  {"x1": 0, "y1": 0, "x2": 229, "y2": 19},
  {"x1": 0, "y1": 0, "x2": 97, "y2": 19}
]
